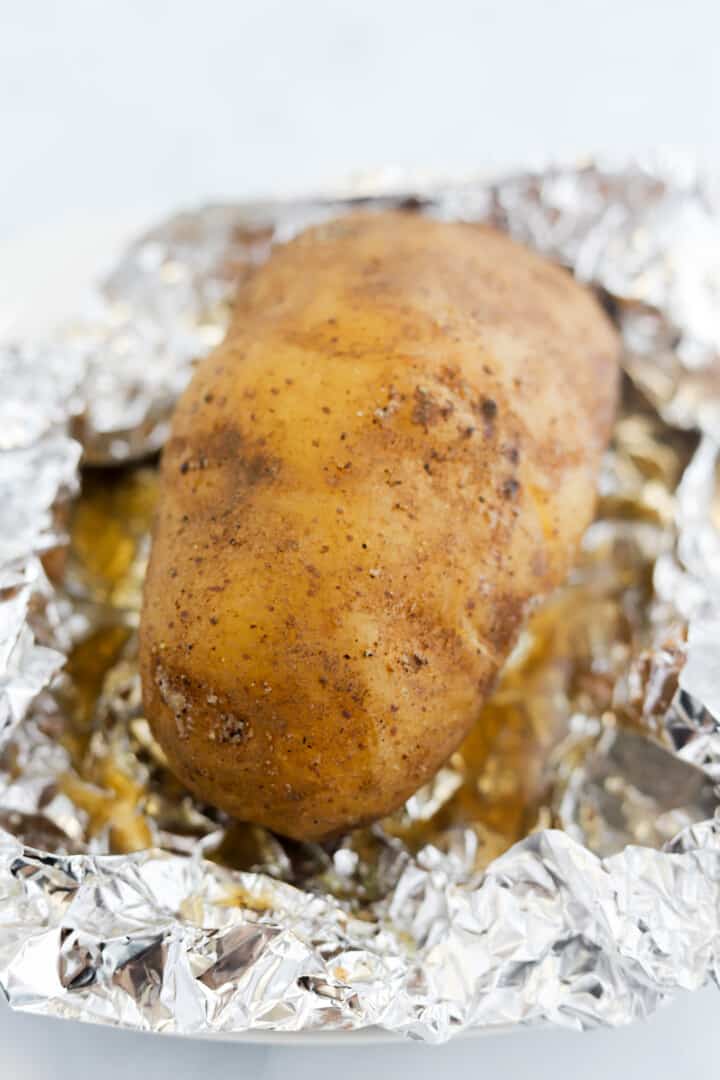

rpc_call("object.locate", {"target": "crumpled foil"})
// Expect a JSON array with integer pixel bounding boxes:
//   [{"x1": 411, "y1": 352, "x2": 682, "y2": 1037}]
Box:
[{"x1": 3, "y1": 157, "x2": 720, "y2": 1042}]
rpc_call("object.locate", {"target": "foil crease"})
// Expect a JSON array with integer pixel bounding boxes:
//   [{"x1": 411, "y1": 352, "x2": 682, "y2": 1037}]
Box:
[
  {"x1": 1, "y1": 345, "x2": 82, "y2": 743},
  {"x1": 2, "y1": 158, "x2": 720, "y2": 1041}
]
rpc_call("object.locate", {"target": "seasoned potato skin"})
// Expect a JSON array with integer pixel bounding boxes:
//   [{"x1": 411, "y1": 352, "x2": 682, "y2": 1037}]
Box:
[{"x1": 140, "y1": 211, "x2": 619, "y2": 841}]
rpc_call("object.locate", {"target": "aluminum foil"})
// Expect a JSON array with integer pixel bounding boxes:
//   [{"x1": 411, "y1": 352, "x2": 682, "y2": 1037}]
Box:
[{"x1": 3, "y1": 158, "x2": 720, "y2": 1042}]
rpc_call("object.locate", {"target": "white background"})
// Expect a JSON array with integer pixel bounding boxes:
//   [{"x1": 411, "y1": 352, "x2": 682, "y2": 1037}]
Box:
[{"x1": 1, "y1": 0, "x2": 719, "y2": 1076}]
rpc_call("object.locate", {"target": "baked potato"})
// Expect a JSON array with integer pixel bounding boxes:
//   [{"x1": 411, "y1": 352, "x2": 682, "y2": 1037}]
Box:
[{"x1": 139, "y1": 211, "x2": 619, "y2": 841}]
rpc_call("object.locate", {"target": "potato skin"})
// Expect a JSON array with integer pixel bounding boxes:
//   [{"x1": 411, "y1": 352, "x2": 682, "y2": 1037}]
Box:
[{"x1": 140, "y1": 211, "x2": 619, "y2": 841}]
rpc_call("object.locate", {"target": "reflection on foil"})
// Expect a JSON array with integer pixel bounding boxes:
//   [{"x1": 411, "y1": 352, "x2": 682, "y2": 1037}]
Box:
[{"x1": 2, "y1": 159, "x2": 720, "y2": 1041}]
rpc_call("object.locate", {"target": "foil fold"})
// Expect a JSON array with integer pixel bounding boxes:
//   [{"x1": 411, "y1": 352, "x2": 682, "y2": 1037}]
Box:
[{"x1": 2, "y1": 158, "x2": 720, "y2": 1042}]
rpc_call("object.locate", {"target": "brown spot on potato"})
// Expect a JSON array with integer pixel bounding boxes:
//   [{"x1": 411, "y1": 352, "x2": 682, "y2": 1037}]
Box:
[
  {"x1": 192, "y1": 428, "x2": 275, "y2": 482},
  {"x1": 215, "y1": 714, "x2": 248, "y2": 744},
  {"x1": 475, "y1": 397, "x2": 497, "y2": 420},
  {"x1": 486, "y1": 592, "x2": 527, "y2": 651},
  {"x1": 411, "y1": 387, "x2": 454, "y2": 429}
]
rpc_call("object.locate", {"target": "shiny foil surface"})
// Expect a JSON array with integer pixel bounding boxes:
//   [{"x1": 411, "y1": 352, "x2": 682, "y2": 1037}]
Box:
[{"x1": 2, "y1": 159, "x2": 720, "y2": 1042}]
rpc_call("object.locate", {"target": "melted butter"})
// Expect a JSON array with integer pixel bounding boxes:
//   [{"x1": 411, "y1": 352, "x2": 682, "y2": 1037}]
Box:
[
  {"x1": 66, "y1": 466, "x2": 159, "y2": 608},
  {"x1": 59, "y1": 766, "x2": 152, "y2": 853},
  {"x1": 217, "y1": 884, "x2": 276, "y2": 914},
  {"x1": 210, "y1": 822, "x2": 275, "y2": 872},
  {"x1": 59, "y1": 624, "x2": 132, "y2": 746},
  {"x1": 55, "y1": 467, "x2": 160, "y2": 854}
]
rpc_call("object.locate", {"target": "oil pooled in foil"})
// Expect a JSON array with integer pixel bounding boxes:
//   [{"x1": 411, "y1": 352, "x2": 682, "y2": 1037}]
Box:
[{"x1": 3, "y1": 375, "x2": 709, "y2": 912}]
